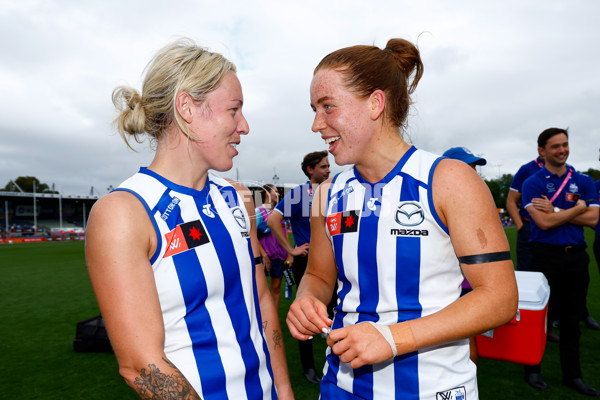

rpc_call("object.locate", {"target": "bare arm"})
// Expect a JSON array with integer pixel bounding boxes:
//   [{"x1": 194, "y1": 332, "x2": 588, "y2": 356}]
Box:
[
  {"x1": 267, "y1": 209, "x2": 309, "y2": 257},
  {"x1": 234, "y1": 183, "x2": 294, "y2": 400},
  {"x1": 286, "y1": 180, "x2": 337, "y2": 340},
  {"x1": 86, "y1": 192, "x2": 200, "y2": 399},
  {"x1": 530, "y1": 195, "x2": 554, "y2": 213},
  {"x1": 506, "y1": 189, "x2": 523, "y2": 230},
  {"x1": 526, "y1": 199, "x2": 587, "y2": 230},
  {"x1": 569, "y1": 205, "x2": 599, "y2": 227},
  {"x1": 410, "y1": 160, "x2": 518, "y2": 347}
]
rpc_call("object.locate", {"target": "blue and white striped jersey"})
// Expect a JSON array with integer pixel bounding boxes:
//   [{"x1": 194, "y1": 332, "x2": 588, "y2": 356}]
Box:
[
  {"x1": 116, "y1": 168, "x2": 276, "y2": 400},
  {"x1": 321, "y1": 147, "x2": 477, "y2": 400}
]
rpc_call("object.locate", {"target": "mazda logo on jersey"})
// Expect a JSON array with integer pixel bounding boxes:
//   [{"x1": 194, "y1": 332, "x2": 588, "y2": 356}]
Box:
[
  {"x1": 231, "y1": 207, "x2": 247, "y2": 230},
  {"x1": 395, "y1": 202, "x2": 425, "y2": 227}
]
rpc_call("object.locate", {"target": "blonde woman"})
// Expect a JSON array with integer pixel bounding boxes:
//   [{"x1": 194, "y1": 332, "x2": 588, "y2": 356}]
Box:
[{"x1": 86, "y1": 38, "x2": 293, "y2": 400}]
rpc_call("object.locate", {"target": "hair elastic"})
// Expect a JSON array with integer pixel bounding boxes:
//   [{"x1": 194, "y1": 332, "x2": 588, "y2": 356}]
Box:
[{"x1": 458, "y1": 251, "x2": 511, "y2": 265}]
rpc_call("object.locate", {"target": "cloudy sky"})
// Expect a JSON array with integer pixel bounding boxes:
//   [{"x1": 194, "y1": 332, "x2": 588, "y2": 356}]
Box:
[{"x1": 1, "y1": 0, "x2": 599, "y2": 195}]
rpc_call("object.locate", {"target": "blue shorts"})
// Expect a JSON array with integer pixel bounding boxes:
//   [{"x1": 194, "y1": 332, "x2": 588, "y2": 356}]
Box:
[{"x1": 265, "y1": 258, "x2": 285, "y2": 278}]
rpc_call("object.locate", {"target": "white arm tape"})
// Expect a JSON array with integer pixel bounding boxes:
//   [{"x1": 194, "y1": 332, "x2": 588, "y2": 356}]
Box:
[{"x1": 366, "y1": 321, "x2": 398, "y2": 357}]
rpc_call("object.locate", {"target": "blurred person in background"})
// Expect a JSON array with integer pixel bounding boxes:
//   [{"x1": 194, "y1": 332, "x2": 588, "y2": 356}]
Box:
[{"x1": 521, "y1": 128, "x2": 599, "y2": 396}]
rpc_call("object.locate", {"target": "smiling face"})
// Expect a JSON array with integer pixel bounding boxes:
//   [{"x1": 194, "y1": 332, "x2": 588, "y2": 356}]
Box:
[
  {"x1": 307, "y1": 156, "x2": 331, "y2": 184},
  {"x1": 188, "y1": 71, "x2": 249, "y2": 172},
  {"x1": 310, "y1": 68, "x2": 374, "y2": 166},
  {"x1": 539, "y1": 132, "x2": 569, "y2": 170}
]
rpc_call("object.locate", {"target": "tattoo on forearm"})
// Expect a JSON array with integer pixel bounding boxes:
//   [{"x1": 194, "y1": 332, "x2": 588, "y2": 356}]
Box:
[
  {"x1": 133, "y1": 357, "x2": 202, "y2": 400},
  {"x1": 262, "y1": 320, "x2": 268, "y2": 332},
  {"x1": 272, "y1": 328, "x2": 282, "y2": 350}
]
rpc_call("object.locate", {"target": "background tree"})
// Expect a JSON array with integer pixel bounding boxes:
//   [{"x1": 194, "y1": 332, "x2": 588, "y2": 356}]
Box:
[
  {"x1": 2, "y1": 176, "x2": 59, "y2": 194},
  {"x1": 581, "y1": 168, "x2": 600, "y2": 181},
  {"x1": 484, "y1": 173, "x2": 514, "y2": 209}
]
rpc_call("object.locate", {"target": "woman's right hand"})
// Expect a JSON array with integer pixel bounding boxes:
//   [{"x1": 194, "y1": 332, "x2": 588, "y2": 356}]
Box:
[
  {"x1": 286, "y1": 295, "x2": 332, "y2": 340},
  {"x1": 290, "y1": 242, "x2": 309, "y2": 257}
]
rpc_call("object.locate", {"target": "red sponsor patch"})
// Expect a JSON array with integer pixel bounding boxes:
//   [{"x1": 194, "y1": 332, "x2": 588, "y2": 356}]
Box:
[
  {"x1": 566, "y1": 193, "x2": 580, "y2": 202},
  {"x1": 164, "y1": 220, "x2": 210, "y2": 258},
  {"x1": 326, "y1": 210, "x2": 360, "y2": 236}
]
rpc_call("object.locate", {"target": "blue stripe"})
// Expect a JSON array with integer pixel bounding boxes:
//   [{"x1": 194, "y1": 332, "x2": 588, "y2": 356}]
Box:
[
  {"x1": 139, "y1": 167, "x2": 211, "y2": 198},
  {"x1": 352, "y1": 146, "x2": 416, "y2": 186},
  {"x1": 214, "y1": 184, "x2": 241, "y2": 209},
  {"x1": 113, "y1": 188, "x2": 163, "y2": 264},
  {"x1": 321, "y1": 378, "x2": 369, "y2": 399},
  {"x1": 325, "y1": 235, "x2": 347, "y2": 388},
  {"x1": 427, "y1": 157, "x2": 448, "y2": 234},
  {"x1": 173, "y1": 249, "x2": 227, "y2": 399},
  {"x1": 196, "y1": 194, "x2": 263, "y2": 399},
  {"x1": 154, "y1": 190, "x2": 183, "y2": 231},
  {"x1": 346, "y1": 185, "x2": 383, "y2": 399},
  {"x1": 393, "y1": 173, "x2": 423, "y2": 399},
  {"x1": 247, "y1": 239, "x2": 277, "y2": 400}
]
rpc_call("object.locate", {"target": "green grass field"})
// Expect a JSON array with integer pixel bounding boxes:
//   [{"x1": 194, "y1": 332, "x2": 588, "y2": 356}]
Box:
[{"x1": 0, "y1": 228, "x2": 598, "y2": 399}]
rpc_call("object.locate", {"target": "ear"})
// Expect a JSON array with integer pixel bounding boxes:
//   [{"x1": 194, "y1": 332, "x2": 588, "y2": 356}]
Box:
[
  {"x1": 537, "y1": 146, "x2": 544, "y2": 158},
  {"x1": 368, "y1": 89, "x2": 386, "y2": 121},
  {"x1": 175, "y1": 92, "x2": 194, "y2": 124},
  {"x1": 306, "y1": 166, "x2": 314, "y2": 177}
]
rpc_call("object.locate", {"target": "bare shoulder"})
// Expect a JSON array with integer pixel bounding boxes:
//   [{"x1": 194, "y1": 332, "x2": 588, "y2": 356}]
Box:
[
  {"x1": 433, "y1": 159, "x2": 490, "y2": 201},
  {"x1": 432, "y1": 158, "x2": 496, "y2": 225},
  {"x1": 88, "y1": 191, "x2": 149, "y2": 227},
  {"x1": 86, "y1": 191, "x2": 155, "y2": 259},
  {"x1": 433, "y1": 158, "x2": 482, "y2": 186}
]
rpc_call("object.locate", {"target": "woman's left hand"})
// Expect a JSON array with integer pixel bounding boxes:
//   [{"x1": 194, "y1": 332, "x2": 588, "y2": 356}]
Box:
[{"x1": 326, "y1": 322, "x2": 394, "y2": 369}]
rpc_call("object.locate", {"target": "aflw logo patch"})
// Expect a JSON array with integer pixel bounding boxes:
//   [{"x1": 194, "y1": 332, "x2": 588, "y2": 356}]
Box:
[
  {"x1": 163, "y1": 220, "x2": 210, "y2": 258},
  {"x1": 326, "y1": 210, "x2": 360, "y2": 236},
  {"x1": 436, "y1": 386, "x2": 466, "y2": 400}
]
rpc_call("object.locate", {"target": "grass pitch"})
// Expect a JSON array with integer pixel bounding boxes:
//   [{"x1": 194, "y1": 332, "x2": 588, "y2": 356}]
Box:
[{"x1": 0, "y1": 228, "x2": 598, "y2": 399}]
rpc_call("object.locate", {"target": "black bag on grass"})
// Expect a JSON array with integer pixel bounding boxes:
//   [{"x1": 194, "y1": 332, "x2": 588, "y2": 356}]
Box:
[{"x1": 73, "y1": 314, "x2": 113, "y2": 353}]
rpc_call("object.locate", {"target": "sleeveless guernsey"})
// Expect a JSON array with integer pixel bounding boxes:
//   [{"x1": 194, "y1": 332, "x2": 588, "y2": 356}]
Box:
[
  {"x1": 116, "y1": 167, "x2": 276, "y2": 400},
  {"x1": 321, "y1": 147, "x2": 477, "y2": 400}
]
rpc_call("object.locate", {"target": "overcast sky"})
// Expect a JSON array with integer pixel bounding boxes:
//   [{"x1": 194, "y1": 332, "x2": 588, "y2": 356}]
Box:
[{"x1": 1, "y1": 0, "x2": 599, "y2": 195}]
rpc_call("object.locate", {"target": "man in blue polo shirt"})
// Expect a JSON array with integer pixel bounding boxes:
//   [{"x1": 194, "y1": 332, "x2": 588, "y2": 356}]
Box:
[
  {"x1": 521, "y1": 128, "x2": 599, "y2": 396},
  {"x1": 268, "y1": 150, "x2": 330, "y2": 384},
  {"x1": 594, "y1": 148, "x2": 600, "y2": 282},
  {"x1": 507, "y1": 154, "x2": 545, "y2": 271}
]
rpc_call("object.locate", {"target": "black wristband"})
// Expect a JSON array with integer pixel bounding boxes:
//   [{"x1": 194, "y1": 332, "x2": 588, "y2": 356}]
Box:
[
  {"x1": 254, "y1": 256, "x2": 263, "y2": 265},
  {"x1": 458, "y1": 251, "x2": 511, "y2": 265}
]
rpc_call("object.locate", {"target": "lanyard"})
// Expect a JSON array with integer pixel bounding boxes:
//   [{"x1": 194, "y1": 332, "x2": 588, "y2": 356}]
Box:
[
  {"x1": 549, "y1": 168, "x2": 573, "y2": 203},
  {"x1": 534, "y1": 157, "x2": 544, "y2": 168}
]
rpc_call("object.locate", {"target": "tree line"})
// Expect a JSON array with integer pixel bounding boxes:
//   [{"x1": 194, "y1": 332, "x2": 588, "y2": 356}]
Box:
[
  {"x1": 4, "y1": 170, "x2": 600, "y2": 210},
  {"x1": 2, "y1": 176, "x2": 59, "y2": 194}
]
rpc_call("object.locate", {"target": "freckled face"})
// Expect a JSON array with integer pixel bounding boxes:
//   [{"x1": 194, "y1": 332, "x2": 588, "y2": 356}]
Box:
[
  {"x1": 310, "y1": 68, "x2": 373, "y2": 166},
  {"x1": 189, "y1": 71, "x2": 249, "y2": 172}
]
